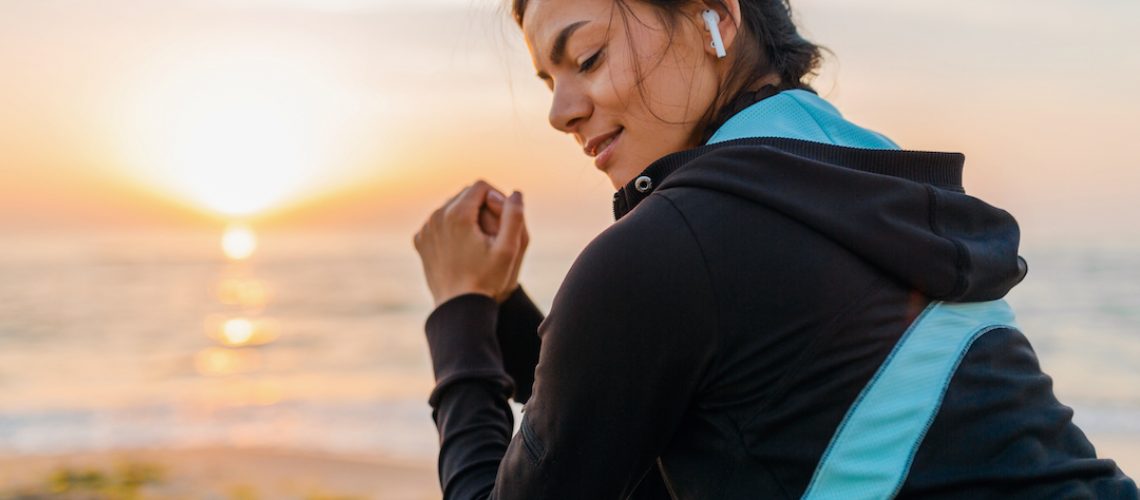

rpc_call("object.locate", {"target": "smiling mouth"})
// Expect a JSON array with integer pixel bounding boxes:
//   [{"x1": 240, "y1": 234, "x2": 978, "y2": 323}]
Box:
[
  {"x1": 592, "y1": 128, "x2": 623, "y2": 171},
  {"x1": 584, "y1": 127, "x2": 623, "y2": 158}
]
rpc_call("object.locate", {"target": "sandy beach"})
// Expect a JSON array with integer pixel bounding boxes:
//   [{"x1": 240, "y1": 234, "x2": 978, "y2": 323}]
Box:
[
  {"x1": 0, "y1": 447, "x2": 439, "y2": 499},
  {"x1": 1, "y1": 437, "x2": 1135, "y2": 499},
  {"x1": 2, "y1": 437, "x2": 1137, "y2": 499}
]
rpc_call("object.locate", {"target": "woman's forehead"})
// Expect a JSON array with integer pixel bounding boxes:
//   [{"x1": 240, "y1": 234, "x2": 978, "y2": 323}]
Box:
[
  {"x1": 522, "y1": 0, "x2": 613, "y2": 68},
  {"x1": 522, "y1": 0, "x2": 610, "y2": 50}
]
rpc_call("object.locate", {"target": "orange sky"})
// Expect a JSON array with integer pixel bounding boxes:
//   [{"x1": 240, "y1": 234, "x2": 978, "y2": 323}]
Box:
[{"x1": 1, "y1": 0, "x2": 1138, "y2": 246}]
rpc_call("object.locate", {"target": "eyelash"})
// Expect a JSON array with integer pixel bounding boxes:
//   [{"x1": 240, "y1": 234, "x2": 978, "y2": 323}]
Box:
[
  {"x1": 542, "y1": 48, "x2": 603, "y2": 91},
  {"x1": 578, "y1": 49, "x2": 603, "y2": 73}
]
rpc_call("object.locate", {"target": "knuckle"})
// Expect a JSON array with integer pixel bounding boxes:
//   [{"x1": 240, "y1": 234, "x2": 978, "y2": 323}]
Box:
[{"x1": 442, "y1": 205, "x2": 460, "y2": 222}]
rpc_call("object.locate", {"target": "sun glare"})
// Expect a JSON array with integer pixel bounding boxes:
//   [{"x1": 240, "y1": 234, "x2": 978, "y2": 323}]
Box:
[
  {"x1": 222, "y1": 318, "x2": 256, "y2": 345},
  {"x1": 222, "y1": 224, "x2": 258, "y2": 260},
  {"x1": 123, "y1": 47, "x2": 359, "y2": 216},
  {"x1": 194, "y1": 347, "x2": 261, "y2": 376}
]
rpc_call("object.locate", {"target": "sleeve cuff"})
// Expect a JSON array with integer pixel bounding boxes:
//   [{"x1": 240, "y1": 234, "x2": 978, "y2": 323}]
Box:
[
  {"x1": 496, "y1": 285, "x2": 544, "y2": 404},
  {"x1": 425, "y1": 293, "x2": 513, "y2": 408},
  {"x1": 499, "y1": 285, "x2": 536, "y2": 316}
]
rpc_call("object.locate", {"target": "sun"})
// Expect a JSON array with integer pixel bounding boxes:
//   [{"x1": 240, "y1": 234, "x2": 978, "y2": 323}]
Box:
[
  {"x1": 221, "y1": 224, "x2": 258, "y2": 260},
  {"x1": 122, "y1": 46, "x2": 358, "y2": 217}
]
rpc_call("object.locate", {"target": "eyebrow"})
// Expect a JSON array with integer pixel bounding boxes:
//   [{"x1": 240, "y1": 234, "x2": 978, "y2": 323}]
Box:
[
  {"x1": 536, "y1": 20, "x2": 590, "y2": 81},
  {"x1": 550, "y1": 20, "x2": 589, "y2": 65}
]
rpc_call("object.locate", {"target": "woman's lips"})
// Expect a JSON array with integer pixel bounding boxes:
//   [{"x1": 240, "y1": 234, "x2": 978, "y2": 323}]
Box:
[{"x1": 593, "y1": 128, "x2": 623, "y2": 171}]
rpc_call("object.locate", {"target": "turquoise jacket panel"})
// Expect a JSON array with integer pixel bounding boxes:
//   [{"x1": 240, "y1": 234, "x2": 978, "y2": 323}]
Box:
[{"x1": 707, "y1": 89, "x2": 901, "y2": 150}]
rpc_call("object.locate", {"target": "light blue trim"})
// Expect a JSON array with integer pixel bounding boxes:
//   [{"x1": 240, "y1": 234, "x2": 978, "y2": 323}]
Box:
[
  {"x1": 802, "y1": 300, "x2": 1020, "y2": 500},
  {"x1": 707, "y1": 89, "x2": 901, "y2": 150}
]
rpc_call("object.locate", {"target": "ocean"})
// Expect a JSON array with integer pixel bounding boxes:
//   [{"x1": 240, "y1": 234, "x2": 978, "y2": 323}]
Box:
[{"x1": 0, "y1": 229, "x2": 1137, "y2": 462}]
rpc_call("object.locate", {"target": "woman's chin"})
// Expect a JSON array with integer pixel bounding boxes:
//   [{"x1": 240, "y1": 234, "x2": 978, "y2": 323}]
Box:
[
  {"x1": 607, "y1": 166, "x2": 637, "y2": 191},
  {"x1": 607, "y1": 154, "x2": 656, "y2": 189}
]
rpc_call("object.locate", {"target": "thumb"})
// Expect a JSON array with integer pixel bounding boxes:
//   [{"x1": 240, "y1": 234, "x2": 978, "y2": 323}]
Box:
[
  {"x1": 485, "y1": 189, "x2": 506, "y2": 216},
  {"x1": 493, "y1": 191, "x2": 525, "y2": 255}
]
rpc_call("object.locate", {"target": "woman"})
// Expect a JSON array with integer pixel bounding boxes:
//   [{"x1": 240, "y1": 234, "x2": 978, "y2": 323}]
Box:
[{"x1": 412, "y1": 0, "x2": 1139, "y2": 498}]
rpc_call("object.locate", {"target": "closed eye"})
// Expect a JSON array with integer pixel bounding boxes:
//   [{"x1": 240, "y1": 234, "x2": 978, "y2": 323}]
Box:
[{"x1": 578, "y1": 48, "x2": 603, "y2": 73}]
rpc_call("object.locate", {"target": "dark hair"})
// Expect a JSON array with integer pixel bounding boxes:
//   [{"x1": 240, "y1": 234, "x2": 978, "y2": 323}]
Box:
[{"x1": 510, "y1": 0, "x2": 827, "y2": 145}]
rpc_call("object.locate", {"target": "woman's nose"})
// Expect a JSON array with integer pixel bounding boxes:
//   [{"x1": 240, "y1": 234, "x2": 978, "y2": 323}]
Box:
[{"x1": 548, "y1": 83, "x2": 591, "y2": 134}]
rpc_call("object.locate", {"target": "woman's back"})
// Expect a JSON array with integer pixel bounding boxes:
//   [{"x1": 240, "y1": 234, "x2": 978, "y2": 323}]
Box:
[{"x1": 607, "y1": 137, "x2": 1133, "y2": 498}]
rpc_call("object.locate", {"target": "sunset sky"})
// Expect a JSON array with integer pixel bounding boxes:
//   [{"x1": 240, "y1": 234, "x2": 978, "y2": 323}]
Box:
[{"x1": 2, "y1": 0, "x2": 1138, "y2": 247}]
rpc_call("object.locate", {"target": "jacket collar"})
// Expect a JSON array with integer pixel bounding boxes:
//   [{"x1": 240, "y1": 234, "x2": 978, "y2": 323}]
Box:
[
  {"x1": 612, "y1": 137, "x2": 965, "y2": 220},
  {"x1": 612, "y1": 88, "x2": 906, "y2": 220},
  {"x1": 612, "y1": 142, "x2": 715, "y2": 220}
]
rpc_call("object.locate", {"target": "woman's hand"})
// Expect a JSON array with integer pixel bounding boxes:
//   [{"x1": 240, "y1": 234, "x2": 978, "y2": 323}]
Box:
[{"x1": 413, "y1": 180, "x2": 528, "y2": 308}]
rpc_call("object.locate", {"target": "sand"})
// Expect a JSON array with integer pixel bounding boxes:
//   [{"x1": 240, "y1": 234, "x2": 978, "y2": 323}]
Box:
[
  {"x1": 1, "y1": 438, "x2": 1135, "y2": 498},
  {"x1": 0, "y1": 447, "x2": 439, "y2": 499}
]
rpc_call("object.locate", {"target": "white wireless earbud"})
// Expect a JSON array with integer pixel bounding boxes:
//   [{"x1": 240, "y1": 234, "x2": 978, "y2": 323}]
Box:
[{"x1": 702, "y1": 9, "x2": 727, "y2": 59}]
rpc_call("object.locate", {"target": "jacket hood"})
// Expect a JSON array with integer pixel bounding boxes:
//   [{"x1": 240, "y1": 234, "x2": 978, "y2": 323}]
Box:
[{"x1": 612, "y1": 137, "x2": 1028, "y2": 302}]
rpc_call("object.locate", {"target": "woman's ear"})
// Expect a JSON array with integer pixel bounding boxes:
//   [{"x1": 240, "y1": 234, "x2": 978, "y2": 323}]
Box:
[{"x1": 697, "y1": 0, "x2": 742, "y2": 58}]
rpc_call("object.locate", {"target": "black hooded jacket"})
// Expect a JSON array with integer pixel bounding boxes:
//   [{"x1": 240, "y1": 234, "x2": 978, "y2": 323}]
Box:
[{"x1": 423, "y1": 137, "x2": 1138, "y2": 499}]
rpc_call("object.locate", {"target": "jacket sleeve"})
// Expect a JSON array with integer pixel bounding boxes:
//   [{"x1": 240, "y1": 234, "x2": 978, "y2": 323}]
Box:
[
  {"x1": 495, "y1": 285, "x2": 544, "y2": 404},
  {"x1": 424, "y1": 197, "x2": 720, "y2": 499},
  {"x1": 495, "y1": 285, "x2": 673, "y2": 499}
]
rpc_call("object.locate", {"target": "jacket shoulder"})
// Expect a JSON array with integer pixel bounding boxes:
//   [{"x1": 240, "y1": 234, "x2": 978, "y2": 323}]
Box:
[{"x1": 560, "y1": 193, "x2": 715, "y2": 308}]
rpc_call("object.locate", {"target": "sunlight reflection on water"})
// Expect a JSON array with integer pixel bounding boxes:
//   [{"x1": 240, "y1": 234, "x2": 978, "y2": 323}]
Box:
[{"x1": 0, "y1": 230, "x2": 1135, "y2": 460}]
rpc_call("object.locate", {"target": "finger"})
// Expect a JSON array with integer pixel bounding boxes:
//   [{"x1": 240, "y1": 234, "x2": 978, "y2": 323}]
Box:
[
  {"x1": 499, "y1": 207, "x2": 527, "y2": 302},
  {"x1": 446, "y1": 180, "x2": 494, "y2": 224},
  {"x1": 510, "y1": 225, "x2": 528, "y2": 275},
  {"x1": 430, "y1": 205, "x2": 445, "y2": 228},
  {"x1": 479, "y1": 188, "x2": 506, "y2": 235},
  {"x1": 493, "y1": 191, "x2": 525, "y2": 255},
  {"x1": 454, "y1": 180, "x2": 494, "y2": 212},
  {"x1": 484, "y1": 189, "x2": 506, "y2": 216},
  {"x1": 442, "y1": 183, "x2": 471, "y2": 210},
  {"x1": 479, "y1": 205, "x2": 501, "y2": 235}
]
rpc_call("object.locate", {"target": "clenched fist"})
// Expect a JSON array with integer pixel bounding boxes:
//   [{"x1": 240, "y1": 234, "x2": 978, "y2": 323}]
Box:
[{"x1": 413, "y1": 180, "x2": 529, "y2": 308}]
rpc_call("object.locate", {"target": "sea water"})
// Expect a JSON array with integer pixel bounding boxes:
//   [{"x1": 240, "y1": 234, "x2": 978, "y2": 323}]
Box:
[{"x1": 0, "y1": 230, "x2": 1137, "y2": 462}]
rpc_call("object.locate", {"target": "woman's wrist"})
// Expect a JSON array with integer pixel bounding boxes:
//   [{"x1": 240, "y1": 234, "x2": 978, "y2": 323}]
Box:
[
  {"x1": 433, "y1": 287, "x2": 497, "y2": 309},
  {"x1": 495, "y1": 283, "x2": 522, "y2": 304},
  {"x1": 433, "y1": 282, "x2": 521, "y2": 308}
]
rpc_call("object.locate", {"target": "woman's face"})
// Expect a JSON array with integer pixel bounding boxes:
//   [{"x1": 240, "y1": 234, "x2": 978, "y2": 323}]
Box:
[{"x1": 522, "y1": 0, "x2": 724, "y2": 189}]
